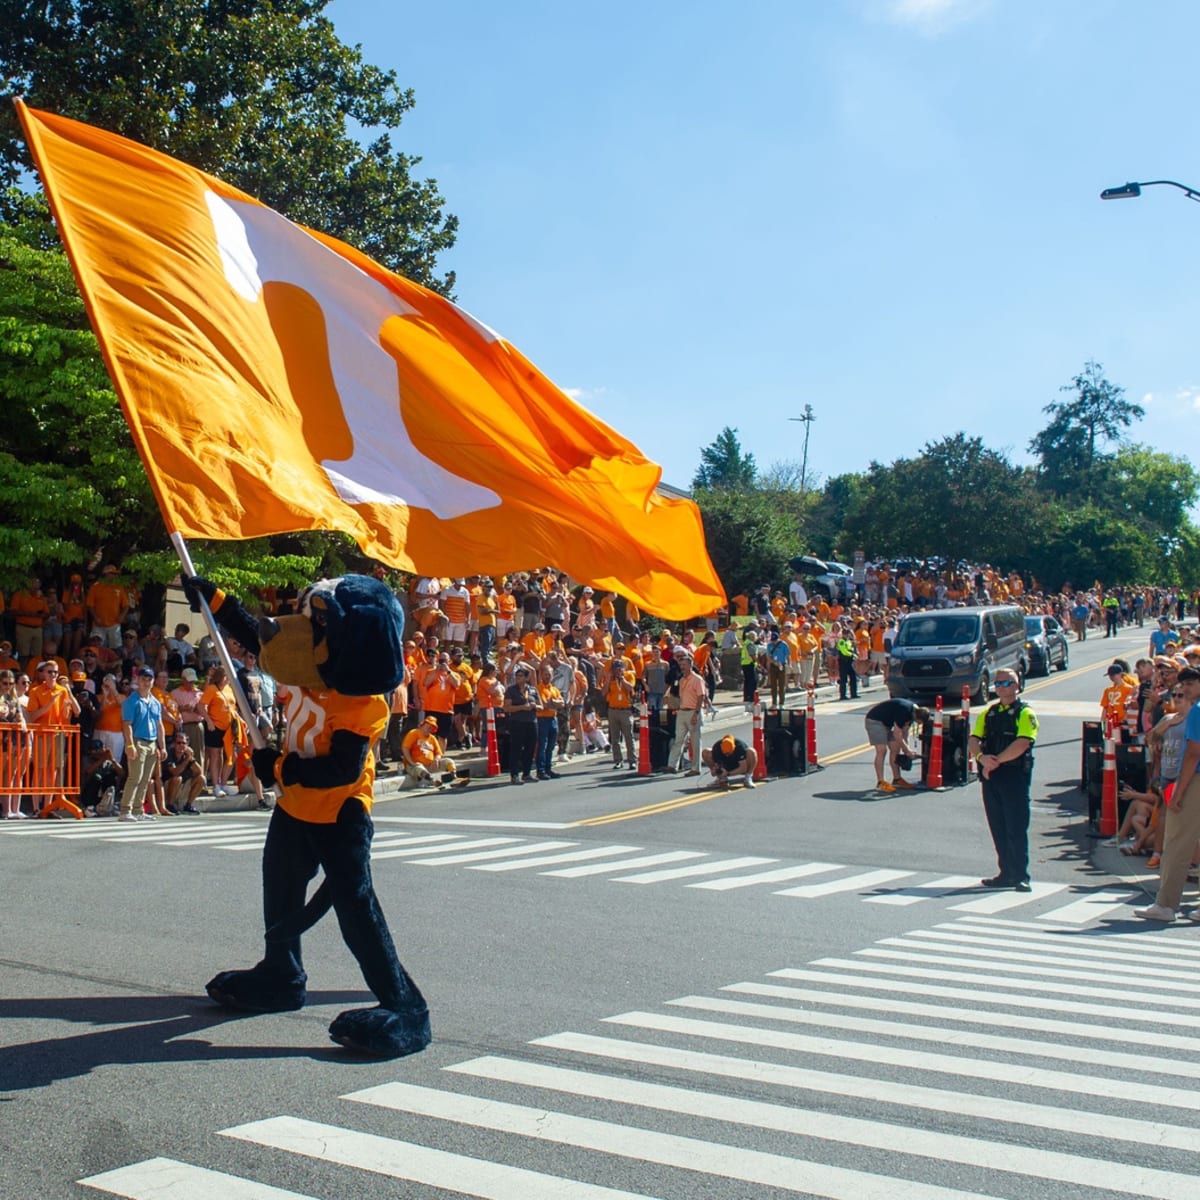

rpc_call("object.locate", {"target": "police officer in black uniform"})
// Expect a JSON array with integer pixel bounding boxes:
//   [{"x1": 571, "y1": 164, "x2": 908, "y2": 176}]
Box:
[{"x1": 967, "y1": 668, "x2": 1039, "y2": 891}]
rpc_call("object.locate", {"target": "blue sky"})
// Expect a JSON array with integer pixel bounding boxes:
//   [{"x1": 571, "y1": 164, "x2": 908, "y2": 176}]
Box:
[{"x1": 330, "y1": 0, "x2": 1197, "y2": 492}]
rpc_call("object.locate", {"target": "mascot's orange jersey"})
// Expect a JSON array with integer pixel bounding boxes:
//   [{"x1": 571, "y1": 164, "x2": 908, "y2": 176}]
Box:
[{"x1": 278, "y1": 687, "x2": 388, "y2": 823}]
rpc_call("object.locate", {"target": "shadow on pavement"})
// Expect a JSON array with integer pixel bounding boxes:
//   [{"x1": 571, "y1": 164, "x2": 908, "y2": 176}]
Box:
[{"x1": 0, "y1": 989, "x2": 375, "y2": 1092}]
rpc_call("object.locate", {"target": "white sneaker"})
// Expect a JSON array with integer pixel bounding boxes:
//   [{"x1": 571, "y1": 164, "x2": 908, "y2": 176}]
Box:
[
  {"x1": 1100, "y1": 837, "x2": 1120, "y2": 847},
  {"x1": 117, "y1": 813, "x2": 139, "y2": 823},
  {"x1": 743, "y1": 775, "x2": 757, "y2": 788},
  {"x1": 212, "y1": 786, "x2": 227, "y2": 797},
  {"x1": 1134, "y1": 904, "x2": 1176, "y2": 922}
]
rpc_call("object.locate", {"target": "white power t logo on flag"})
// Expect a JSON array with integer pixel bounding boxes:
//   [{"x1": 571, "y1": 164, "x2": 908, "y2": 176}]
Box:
[{"x1": 205, "y1": 190, "x2": 500, "y2": 519}]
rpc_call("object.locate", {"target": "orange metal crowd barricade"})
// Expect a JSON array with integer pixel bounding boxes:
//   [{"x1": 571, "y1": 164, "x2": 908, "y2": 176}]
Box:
[{"x1": 0, "y1": 722, "x2": 82, "y2": 808}]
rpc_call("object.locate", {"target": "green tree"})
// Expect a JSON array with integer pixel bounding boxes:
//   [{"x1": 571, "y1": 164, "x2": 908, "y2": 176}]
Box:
[
  {"x1": 692, "y1": 427, "x2": 757, "y2": 491},
  {"x1": 838, "y1": 435, "x2": 1039, "y2": 567},
  {"x1": 1029, "y1": 361, "x2": 1144, "y2": 501},
  {"x1": 0, "y1": 0, "x2": 457, "y2": 291},
  {"x1": 693, "y1": 486, "x2": 795, "y2": 600},
  {"x1": 1026, "y1": 503, "x2": 1156, "y2": 591}
]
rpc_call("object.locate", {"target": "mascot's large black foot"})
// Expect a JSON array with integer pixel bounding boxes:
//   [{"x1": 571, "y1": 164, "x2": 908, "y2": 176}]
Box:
[
  {"x1": 206, "y1": 968, "x2": 307, "y2": 1013},
  {"x1": 329, "y1": 1005, "x2": 431, "y2": 1059}
]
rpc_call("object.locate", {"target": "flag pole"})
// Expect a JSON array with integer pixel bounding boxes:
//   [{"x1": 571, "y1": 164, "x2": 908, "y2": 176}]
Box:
[{"x1": 169, "y1": 531, "x2": 266, "y2": 751}]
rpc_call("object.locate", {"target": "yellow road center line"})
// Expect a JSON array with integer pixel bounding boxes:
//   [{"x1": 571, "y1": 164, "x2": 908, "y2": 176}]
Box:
[{"x1": 574, "y1": 789, "x2": 727, "y2": 826}]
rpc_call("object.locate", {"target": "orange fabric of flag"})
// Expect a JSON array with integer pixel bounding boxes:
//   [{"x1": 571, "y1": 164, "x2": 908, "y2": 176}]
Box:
[{"x1": 17, "y1": 103, "x2": 724, "y2": 619}]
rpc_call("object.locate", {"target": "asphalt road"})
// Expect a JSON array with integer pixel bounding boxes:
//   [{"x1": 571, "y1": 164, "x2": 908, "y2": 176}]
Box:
[{"x1": 2, "y1": 620, "x2": 1197, "y2": 1199}]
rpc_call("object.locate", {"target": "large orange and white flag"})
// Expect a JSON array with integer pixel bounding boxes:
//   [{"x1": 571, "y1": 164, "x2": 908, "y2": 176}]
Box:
[{"x1": 17, "y1": 103, "x2": 724, "y2": 618}]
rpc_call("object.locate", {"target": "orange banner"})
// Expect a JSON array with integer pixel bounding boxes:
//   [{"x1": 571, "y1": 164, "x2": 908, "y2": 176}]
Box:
[{"x1": 17, "y1": 103, "x2": 723, "y2": 618}]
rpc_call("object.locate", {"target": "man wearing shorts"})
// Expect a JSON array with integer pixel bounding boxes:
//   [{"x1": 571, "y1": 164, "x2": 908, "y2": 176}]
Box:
[
  {"x1": 702, "y1": 734, "x2": 758, "y2": 789},
  {"x1": 864, "y1": 697, "x2": 926, "y2": 793}
]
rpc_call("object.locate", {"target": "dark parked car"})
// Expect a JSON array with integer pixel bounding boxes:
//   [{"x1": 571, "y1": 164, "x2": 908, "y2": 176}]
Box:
[{"x1": 1025, "y1": 614, "x2": 1069, "y2": 675}]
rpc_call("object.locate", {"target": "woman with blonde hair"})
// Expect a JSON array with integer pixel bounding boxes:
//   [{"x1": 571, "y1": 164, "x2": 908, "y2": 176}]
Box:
[{"x1": 201, "y1": 664, "x2": 237, "y2": 796}]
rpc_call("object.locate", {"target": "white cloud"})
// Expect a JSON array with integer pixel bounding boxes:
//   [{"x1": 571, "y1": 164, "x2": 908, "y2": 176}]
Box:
[
  {"x1": 563, "y1": 385, "x2": 607, "y2": 406},
  {"x1": 884, "y1": 0, "x2": 990, "y2": 33}
]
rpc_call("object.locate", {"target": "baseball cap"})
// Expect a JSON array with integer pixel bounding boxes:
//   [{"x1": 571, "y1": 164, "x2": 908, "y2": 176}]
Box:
[
  {"x1": 181, "y1": 667, "x2": 198, "y2": 681},
  {"x1": 70, "y1": 670, "x2": 87, "y2": 682},
  {"x1": 582, "y1": 586, "x2": 593, "y2": 593},
  {"x1": 102, "y1": 564, "x2": 119, "y2": 575},
  {"x1": 420, "y1": 714, "x2": 438, "y2": 727},
  {"x1": 1106, "y1": 665, "x2": 1123, "y2": 676},
  {"x1": 720, "y1": 735, "x2": 737, "y2": 754},
  {"x1": 136, "y1": 666, "x2": 155, "y2": 679}
]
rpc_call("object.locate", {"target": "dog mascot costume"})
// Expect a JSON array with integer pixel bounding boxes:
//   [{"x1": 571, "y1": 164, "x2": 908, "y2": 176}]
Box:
[{"x1": 185, "y1": 574, "x2": 430, "y2": 1059}]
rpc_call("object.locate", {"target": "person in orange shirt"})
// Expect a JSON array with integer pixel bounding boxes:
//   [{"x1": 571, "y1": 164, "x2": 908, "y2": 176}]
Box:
[
  {"x1": 474, "y1": 662, "x2": 504, "y2": 753},
  {"x1": 401, "y1": 714, "x2": 463, "y2": 787},
  {"x1": 624, "y1": 597, "x2": 641, "y2": 633},
  {"x1": 521, "y1": 623, "x2": 548, "y2": 661},
  {"x1": 796, "y1": 622, "x2": 820, "y2": 688},
  {"x1": 599, "y1": 591, "x2": 617, "y2": 636},
  {"x1": 26, "y1": 659, "x2": 82, "y2": 817},
  {"x1": 420, "y1": 653, "x2": 460, "y2": 744},
  {"x1": 24, "y1": 636, "x2": 67, "y2": 680},
  {"x1": 854, "y1": 621, "x2": 871, "y2": 681},
  {"x1": 474, "y1": 579, "x2": 499, "y2": 662},
  {"x1": 497, "y1": 582, "x2": 518, "y2": 640},
  {"x1": 1100, "y1": 663, "x2": 1136, "y2": 730},
  {"x1": 10, "y1": 578, "x2": 49, "y2": 659},
  {"x1": 729, "y1": 593, "x2": 750, "y2": 617},
  {"x1": 602, "y1": 643, "x2": 637, "y2": 769},
  {"x1": 85, "y1": 565, "x2": 130, "y2": 649},
  {"x1": 201, "y1": 665, "x2": 238, "y2": 796},
  {"x1": 534, "y1": 663, "x2": 564, "y2": 779},
  {"x1": 380, "y1": 660, "x2": 411, "y2": 769},
  {"x1": 61, "y1": 573, "x2": 87, "y2": 658},
  {"x1": 448, "y1": 648, "x2": 477, "y2": 749},
  {"x1": 93, "y1": 673, "x2": 127, "y2": 761}
]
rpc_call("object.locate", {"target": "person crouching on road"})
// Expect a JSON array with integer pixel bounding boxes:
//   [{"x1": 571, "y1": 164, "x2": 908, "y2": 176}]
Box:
[
  {"x1": 401, "y1": 714, "x2": 466, "y2": 788},
  {"x1": 864, "y1": 698, "x2": 927, "y2": 793},
  {"x1": 702, "y1": 734, "x2": 758, "y2": 790}
]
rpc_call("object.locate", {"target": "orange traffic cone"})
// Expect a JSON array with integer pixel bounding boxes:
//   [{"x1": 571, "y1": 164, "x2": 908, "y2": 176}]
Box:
[
  {"x1": 1099, "y1": 725, "x2": 1118, "y2": 837},
  {"x1": 485, "y1": 707, "x2": 501, "y2": 777},
  {"x1": 926, "y1": 695, "x2": 944, "y2": 789},
  {"x1": 637, "y1": 696, "x2": 651, "y2": 775},
  {"x1": 752, "y1": 691, "x2": 768, "y2": 781}
]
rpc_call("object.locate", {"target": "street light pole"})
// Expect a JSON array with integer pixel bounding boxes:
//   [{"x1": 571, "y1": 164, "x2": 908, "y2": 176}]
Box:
[
  {"x1": 1100, "y1": 179, "x2": 1200, "y2": 203},
  {"x1": 788, "y1": 405, "x2": 815, "y2": 494}
]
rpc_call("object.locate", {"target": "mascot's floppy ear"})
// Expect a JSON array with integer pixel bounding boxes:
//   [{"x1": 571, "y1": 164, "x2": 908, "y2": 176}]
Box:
[{"x1": 312, "y1": 575, "x2": 406, "y2": 696}]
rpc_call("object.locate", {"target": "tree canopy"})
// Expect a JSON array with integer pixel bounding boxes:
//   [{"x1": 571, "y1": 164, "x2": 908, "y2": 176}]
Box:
[
  {"x1": 692, "y1": 427, "x2": 757, "y2": 491},
  {"x1": 0, "y1": 0, "x2": 457, "y2": 291}
]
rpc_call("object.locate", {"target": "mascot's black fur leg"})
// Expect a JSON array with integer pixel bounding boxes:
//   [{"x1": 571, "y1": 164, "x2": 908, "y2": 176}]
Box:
[
  {"x1": 322, "y1": 801, "x2": 431, "y2": 1058},
  {"x1": 206, "y1": 805, "x2": 313, "y2": 1014}
]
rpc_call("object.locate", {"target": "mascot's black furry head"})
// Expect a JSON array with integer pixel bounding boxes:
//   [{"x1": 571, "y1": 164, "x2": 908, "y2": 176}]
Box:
[{"x1": 259, "y1": 575, "x2": 405, "y2": 696}]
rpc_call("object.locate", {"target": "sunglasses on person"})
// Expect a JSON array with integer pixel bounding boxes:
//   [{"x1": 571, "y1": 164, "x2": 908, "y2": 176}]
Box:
[{"x1": 995, "y1": 679, "x2": 1019, "y2": 688}]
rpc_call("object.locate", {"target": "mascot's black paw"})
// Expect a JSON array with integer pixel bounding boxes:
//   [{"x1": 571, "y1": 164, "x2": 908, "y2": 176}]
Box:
[
  {"x1": 252, "y1": 747, "x2": 282, "y2": 785},
  {"x1": 206, "y1": 968, "x2": 307, "y2": 1013},
  {"x1": 328, "y1": 1005, "x2": 431, "y2": 1059}
]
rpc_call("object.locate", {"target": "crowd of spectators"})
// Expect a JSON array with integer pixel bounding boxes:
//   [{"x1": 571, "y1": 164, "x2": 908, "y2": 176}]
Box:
[{"x1": 2, "y1": 559, "x2": 1197, "y2": 810}]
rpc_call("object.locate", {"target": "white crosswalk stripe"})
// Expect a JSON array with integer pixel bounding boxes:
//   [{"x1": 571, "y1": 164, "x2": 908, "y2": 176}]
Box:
[
  {"x1": 0, "y1": 821, "x2": 1159, "y2": 925},
  {"x1": 79, "y1": 913, "x2": 1200, "y2": 1199}
]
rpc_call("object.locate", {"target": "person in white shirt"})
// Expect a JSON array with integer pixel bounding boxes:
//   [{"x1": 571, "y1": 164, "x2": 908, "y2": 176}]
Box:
[{"x1": 788, "y1": 577, "x2": 808, "y2": 610}]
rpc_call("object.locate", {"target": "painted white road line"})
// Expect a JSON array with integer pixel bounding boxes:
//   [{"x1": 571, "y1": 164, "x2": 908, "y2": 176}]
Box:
[
  {"x1": 602, "y1": 1011, "x2": 1200, "y2": 1111},
  {"x1": 723, "y1": 981, "x2": 1200, "y2": 1054},
  {"x1": 345, "y1": 1081, "x2": 1007, "y2": 1200},
  {"x1": 1037, "y1": 890, "x2": 1143, "y2": 925},
  {"x1": 406, "y1": 840, "x2": 578, "y2": 866},
  {"x1": 949, "y1": 881, "x2": 1066, "y2": 913},
  {"x1": 803, "y1": 958, "x2": 1200, "y2": 1010},
  {"x1": 775, "y1": 868, "x2": 914, "y2": 898},
  {"x1": 78, "y1": 1156, "x2": 319, "y2": 1199},
  {"x1": 543, "y1": 851, "x2": 706, "y2": 878},
  {"x1": 612, "y1": 856, "x2": 777, "y2": 884},
  {"x1": 371, "y1": 836, "x2": 514, "y2": 861},
  {"x1": 952, "y1": 915, "x2": 1200, "y2": 959},
  {"x1": 769, "y1": 966, "x2": 1200, "y2": 1027},
  {"x1": 905, "y1": 927, "x2": 1200, "y2": 974},
  {"x1": 445, "y1": 1055, "x2": 1197, "y2": 1200},
  {"x1": 688, "y1": 861, "x2": 846, "y2": 891},
  {"x1": 863, "y1": 875, "x2": 980, "y2": 906},
  {"x1": 472, "y1": 845, "x2": 642, "y2": 872},
  {"x1": 222, "y1": 1116, "x2": 655, "y2": 1199},
  {"x1": 534, "y1": 1032, "x2": 1200, "y2": 1155},
  {"x1": 876, "y1": 934, "x2": 1200, "y2": 983},
  {"x1": 662, "y1": 994, "x2": 1200, "y2": 1081}
]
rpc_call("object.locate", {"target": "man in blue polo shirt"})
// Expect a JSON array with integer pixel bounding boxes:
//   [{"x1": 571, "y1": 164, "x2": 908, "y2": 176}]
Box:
[{"x1": 118, "y1": 665, "x2": 166, "y2": 822}]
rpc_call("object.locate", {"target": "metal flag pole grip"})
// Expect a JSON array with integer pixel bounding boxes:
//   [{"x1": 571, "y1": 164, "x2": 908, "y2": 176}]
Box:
[{"x1": 169, "y1": 531, "x2": 266, "y2": 751}]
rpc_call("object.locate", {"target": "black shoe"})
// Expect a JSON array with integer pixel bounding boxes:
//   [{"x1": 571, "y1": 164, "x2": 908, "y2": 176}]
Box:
[
  {"x1": 547, "y1": 770, "x2": 561, "y2": 779},
  {"x1": 521, "y1": 774, "x2": 534, "y2": 782},
  {"x1": 1013, "y1": 880, "x2": 1032, "y2": 893},
  {"x1": 980, "y1": 876, "x2": 1012, "y2": 889},
  {"x1": 182, "y1": 804, "x2": 201, "y2": 815},
  {"x1": 536, "y1": 773, "x2": 550, "y2": 781}
]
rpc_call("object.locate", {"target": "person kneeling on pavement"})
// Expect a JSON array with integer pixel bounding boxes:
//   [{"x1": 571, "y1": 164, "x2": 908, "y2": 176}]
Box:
[
  {"x1": 401, "y1": 714, "x2": 468, "y2": 788},
  {"x1": 163, "y1": 731, "x2": 205, "y2": 814},
  {"x1": 702, "y1": 734, "x2": 758, "y2": 790},
  {"x1": 863, "y1": 698, "x2": 927, "y2": 793}
]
